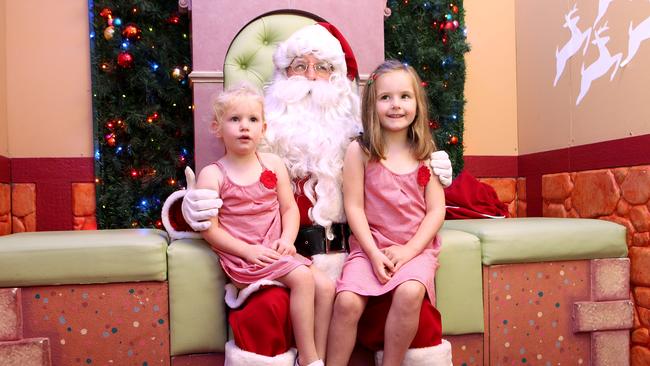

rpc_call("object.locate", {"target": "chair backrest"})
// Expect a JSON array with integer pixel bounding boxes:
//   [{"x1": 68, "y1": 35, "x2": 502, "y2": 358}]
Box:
[{"x1": 224, "y1": 14, "x2": 315, "y2": 90}]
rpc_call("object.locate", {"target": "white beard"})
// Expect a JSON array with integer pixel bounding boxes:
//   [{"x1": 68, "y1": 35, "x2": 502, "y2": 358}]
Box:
[{"x1": 261, "y1": 74, "x2": 362, "y2": 234}]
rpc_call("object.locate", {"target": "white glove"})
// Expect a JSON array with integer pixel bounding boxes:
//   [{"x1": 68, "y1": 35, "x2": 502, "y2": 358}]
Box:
[
  {"x1": 430, "y1": 150, "x2": 453, "y2": 188},
  {"x1": 181, "y1": 167, "x2": 223, "y2": 231}
]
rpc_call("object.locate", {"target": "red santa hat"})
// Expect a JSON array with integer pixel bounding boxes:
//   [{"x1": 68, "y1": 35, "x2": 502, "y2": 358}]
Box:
[{"x1": 273, "y1": 22, "x2": 359, "y2": 81}]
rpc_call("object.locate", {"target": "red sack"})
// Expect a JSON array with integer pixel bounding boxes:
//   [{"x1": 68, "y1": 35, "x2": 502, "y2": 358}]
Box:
[
  {"x1": 444, "y1": 171, "x2": 509, "y2": 219},
  {"x1": 228, "y1": 286, "x2": 293, "y2": 357}
]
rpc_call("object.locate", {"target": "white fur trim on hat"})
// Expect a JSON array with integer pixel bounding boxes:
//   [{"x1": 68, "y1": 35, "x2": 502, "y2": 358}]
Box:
[
  {"x1": 374, "y1": 339, "x2": 453, "y2": 366},
  {"x1": 273, "y1": 24, "x2": 347, "y2": 78},
  {"x1": 224, "y1": 340, "x2": 296, "y2": 366},
  {"x1": 224, "y1": 280, "x2": 285, "y2": 309},
  {"x1": 161, "y1": 189, "x2": 202, "y2": 240},
  {"x1": 311, "y1": 252, "x2": 347, "y2": 283}
]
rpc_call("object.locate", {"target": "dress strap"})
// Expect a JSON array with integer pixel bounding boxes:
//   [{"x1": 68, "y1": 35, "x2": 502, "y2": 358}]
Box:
[
  {"x1": 213, "y1": 159, "x2": 226, "y2": 173},
  {"x1": 255, "y1": 152, "x2": 270, "y2": 171},
  {"x1": 211, "y1": 160, "x2": 232, "y2": 187}
]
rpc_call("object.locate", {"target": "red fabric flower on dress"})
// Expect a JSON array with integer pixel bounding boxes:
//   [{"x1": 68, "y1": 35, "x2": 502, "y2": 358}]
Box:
[
  {"x1": 260, "y1": 170, "x2": 277, "y2": 189},
  {"x1": 417, "y1": 165, "x2": 431, "y2": 187}
]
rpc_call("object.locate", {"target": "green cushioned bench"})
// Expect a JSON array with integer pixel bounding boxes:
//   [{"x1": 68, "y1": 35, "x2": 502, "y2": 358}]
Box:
[
  {"x1": 436, "y1": 229, "x2": 484, "y2": 335},
  {"x1": 443, "y1": 218, "x2": 628, "y2": 265},
  {"x1": 167, "y1": 238, "x2": 228, "y2": 356},
  {"x1": 0, "y1": 229, "x2": 169, "y2": 287}
]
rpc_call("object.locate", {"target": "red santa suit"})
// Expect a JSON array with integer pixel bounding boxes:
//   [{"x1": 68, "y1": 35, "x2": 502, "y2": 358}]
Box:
[{"x1": 224, "y1": 23, "x2": 452, "y2": 366}]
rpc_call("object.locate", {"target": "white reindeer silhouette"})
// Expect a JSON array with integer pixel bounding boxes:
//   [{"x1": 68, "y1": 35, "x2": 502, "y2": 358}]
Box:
[
  {"x1": 554, "y1": 4, "x2": 592, "y2": 87},
  {"x1": 620, "y1": 15, "x2": 650, "y2": 67},
  {"x1": 593, "y1": 0, "x2": 614, "y2": 28},
  {"x1": 577, "y1": 23, "x2": 623, "y2": 105}
]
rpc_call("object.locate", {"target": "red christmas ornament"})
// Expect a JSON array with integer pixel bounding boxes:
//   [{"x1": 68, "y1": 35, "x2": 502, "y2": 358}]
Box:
[
  {"x1": 146, "y1": 113, "x2": 159, "y2": 123},
  {"x1": 168, "y1": 13, "x2": 180, "y2": 24},
  {"x1": 260, "y1": 170, "x2": 278, "y2": 189},
  {"x1": 122, "y1": 24, "x2": 141, "y2": 40},
  {"x1": 431, "y1": 21, "x2": 439, "y2": 30},
  {"x1": 106, "y1": 121, "x2": 115, "y2": 130},
  {"x1": 155, "y1": 220, "x2": 163, "y2": 228},
  {"x1": 117, "y1": 52, "x2": 134, "y2": 68},
  {"x1": 452, "y1": 20, "x2": 460, "y2": 30},
  {"x1": 105, "y1": 133, "x2": 116, "y2": 146},
  {"x1": 449, "y1": 135, "x2": 459, "y2": 145},
  {"x1": 452, "y1": 5, "x2": 459, "y2": 14},
  {"x1": 444, "y1": 21, "x2": 455, "y2": 31},
  {"x1": 99, "y1": 8, "x2": 112, "y2": 18},
  {"x1": 421, "y1": 81, "x2": 428, "y2": 87},
  {"x1": 130, "y1": 169, "x2": 139, "y2": 178},
  {"x1": 428, "y1": 120, "x2": 439, "y2": 129}
]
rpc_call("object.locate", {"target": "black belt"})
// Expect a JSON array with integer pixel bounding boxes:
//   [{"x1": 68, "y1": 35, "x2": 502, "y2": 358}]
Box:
[{"x1": 294, "y1": 223, "x2": 350, "y2": 257}]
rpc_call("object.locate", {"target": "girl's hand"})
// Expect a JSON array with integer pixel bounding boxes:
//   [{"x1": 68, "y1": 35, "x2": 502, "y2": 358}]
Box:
[
  {"x1": 382, "y1": 246, "x2": 416, "y2": 273},
  {"x1": 244, "y1": 244, "x2": 281, "y2": 267},
  {"x1": 369, "y1": 251, "x2": 395, "y2": 284},
  {"x1": 271, "y1": 238, "x2": 297, "y2": 256}
]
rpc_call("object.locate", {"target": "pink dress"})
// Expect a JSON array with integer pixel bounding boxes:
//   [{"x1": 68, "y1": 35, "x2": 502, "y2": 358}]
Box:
[
  {"x1": 336, "y1": 160, "x2": 441, "y2": 302},
  {"x1": 213, "y1": 157, "x2": 311, "y2": 284}
]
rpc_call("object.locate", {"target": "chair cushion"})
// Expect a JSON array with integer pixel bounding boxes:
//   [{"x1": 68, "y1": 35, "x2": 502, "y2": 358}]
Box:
[
  {"x1": 443, "y1": 218, "x2": 628, "y2": 265},
  {"x1": 436, "y1": 229, "x2": 484, "y2": 335},
  {"x1": 0, "y1": 229, "x2": 168, "y2": 287},
  {"x1": 224, "y1": 14, "x2": 315, "y2": 89},
  {"x1": 167, "y1": 238, "x2": 228, "y2": 356}
]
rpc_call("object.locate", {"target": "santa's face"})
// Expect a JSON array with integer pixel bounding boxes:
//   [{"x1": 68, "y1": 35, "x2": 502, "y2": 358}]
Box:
[
  {"x1": 263, "y1": 64, "x2": 361, "y2": 228},
  {"x1": 286, "y1": 54, "x2": 333, "y2": 81}
]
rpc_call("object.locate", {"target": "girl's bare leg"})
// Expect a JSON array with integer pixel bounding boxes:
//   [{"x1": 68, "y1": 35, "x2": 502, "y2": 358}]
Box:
[
  {"x1": 382, "y1": 281, "x2": 425, "y2": 366},
  {"x1": 310, "y1": 267, "x2": 335, "y2": 360},
  {"x1": 278, "y1": 266, "x2": 318, "y2": 365},
  {"x1": 326, "y1": 291, "x2": 367, "y2": 366}
]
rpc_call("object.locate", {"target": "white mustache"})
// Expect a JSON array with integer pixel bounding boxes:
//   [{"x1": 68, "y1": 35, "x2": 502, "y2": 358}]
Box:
[{"x1": 270, "y1": 77, "x2": 343, "y2": 108}]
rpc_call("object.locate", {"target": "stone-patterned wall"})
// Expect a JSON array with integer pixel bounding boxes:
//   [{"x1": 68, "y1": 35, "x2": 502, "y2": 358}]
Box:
[
  {"x1": 0, "y1": 182, "x2": 97, "y2": 236},
  {"x1": 0, "y1": 184, "x2": 10, "y2": 235},
  {"x1": 72, "y1": 183, "x2": 96, "y2": 230},
  {"x1": 11, "y1": 184, "x2": 36, "y2": 233},
  {"x1": 542, "y1": 165, "x2": 649, "y2": 365},
  {"x1": 478, "y1": 177, "x2": 527, "y2": 218}
]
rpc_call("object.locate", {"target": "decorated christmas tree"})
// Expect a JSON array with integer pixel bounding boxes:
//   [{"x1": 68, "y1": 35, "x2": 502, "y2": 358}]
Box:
[
  {"x1": 90, "y1": 0, "x2": 193, "y2": 229},
  {"x1": 385, "y1": 0, "x2": 470, "y2": 175}
]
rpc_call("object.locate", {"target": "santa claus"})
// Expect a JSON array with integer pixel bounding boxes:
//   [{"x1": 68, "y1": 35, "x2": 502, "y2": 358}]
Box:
[{"x1": 181, "y1": 23, "x2": 453, "y2": 365}]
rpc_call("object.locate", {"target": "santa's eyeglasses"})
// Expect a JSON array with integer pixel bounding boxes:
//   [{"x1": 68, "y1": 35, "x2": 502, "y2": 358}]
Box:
[{"x1": 288, "y1": 58, "x2": 334, "y2": 77}]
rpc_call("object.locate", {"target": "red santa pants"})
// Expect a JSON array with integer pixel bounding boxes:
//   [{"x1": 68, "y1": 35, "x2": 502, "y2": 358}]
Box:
[{"x1": 228, "y1": 286, "x2": 442, "y2": 356}]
